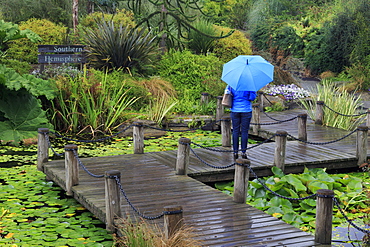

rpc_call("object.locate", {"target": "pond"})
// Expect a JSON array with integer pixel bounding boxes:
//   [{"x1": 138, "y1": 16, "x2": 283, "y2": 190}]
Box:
[{"x1": 1, "y1": 129, "x2": 369, "y2": 246}]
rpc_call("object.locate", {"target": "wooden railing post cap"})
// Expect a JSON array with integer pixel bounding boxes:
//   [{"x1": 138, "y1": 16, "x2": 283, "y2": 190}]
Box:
[
  {"x1": 164, "y1": 205, "x2": 182, "y2": 210},
  {"x1": 252, "y1": 103, "x2": 260, "y2": 108},
  {"x1": 179, "y1": 137, "x2": 191, "y2": 144},
  {"x1": 133, "y1": 121, "x2": 143, "y2": 126},
  {"x1": 201, "y1": 92, "x2": 209, "y2": 96},
  {"x1": 317, "y1": 101, "x2": 324, "y2": 105},
  {"x1": 236, "y1": 158, "x2": 250, "y2": 165},
  {"x1": 298, "y1": 113, "x2": 308, "y2": 119},
  {"x1": 316, "y1": 189, "x2": 334, "y2": 196},
  {"x1": 38, "y1": 128, "x2": 49, "y2": 133},
  {"x1": 221, "y1": 116, "x2": 231, "y2": 121},
  {"x1": 357, "y1": 126, "x2": 369, "y2": 131},
  {"x1": 217, "y1": 95, "x2": 223, "y2": 100},
  {"x1": 276, "y1": 130, "x2": 288, "y2": 136},
  {"x1": 105, "y1": 170, "x2": 120, "y2": 177},
  {"x1": 65, "y1": 144, "x2": 78, "y2": 150},
  {"x1": 257, "y1": 91, "x2": 264, "y2": 95}
]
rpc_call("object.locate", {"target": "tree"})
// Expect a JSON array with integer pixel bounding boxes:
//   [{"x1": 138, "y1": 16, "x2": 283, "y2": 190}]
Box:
[{"x1": 124, "y1": 0, "x2": 233, "y2": 51}]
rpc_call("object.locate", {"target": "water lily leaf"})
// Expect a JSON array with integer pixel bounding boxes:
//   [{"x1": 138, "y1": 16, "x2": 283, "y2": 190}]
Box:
[
  {"x1": 283, "y1": 188, "x2": 298, "y2": 198},
  {"x1": 347, "y1": 180, "x2": 362, "y2": 191},
  {"x1": 282, "y1": 212, "x2": 296, "y2": 224},
  {"x1": 307, "y1": 181, "x2": 328, "y2": 193},
  {"x1": 271, "y1": 166, "x2": 285, "y2": 178},
  {"x1": 281, "y1": 174, "x2": 306, "y2": 192}
]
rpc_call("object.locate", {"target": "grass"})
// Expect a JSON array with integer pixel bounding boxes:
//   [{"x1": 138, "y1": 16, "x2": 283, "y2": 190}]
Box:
[{"x1": 299, "y1": 79, "x2": 365, "y2": 130}]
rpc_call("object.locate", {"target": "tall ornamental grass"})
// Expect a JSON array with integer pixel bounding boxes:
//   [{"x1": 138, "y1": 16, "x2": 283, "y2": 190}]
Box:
[
  {"x1": 299, "y1": 79, "x2": 365, "y2": 130},
  {"x1": 51, "y1": 68, "x2": 139, "y2": 135}
]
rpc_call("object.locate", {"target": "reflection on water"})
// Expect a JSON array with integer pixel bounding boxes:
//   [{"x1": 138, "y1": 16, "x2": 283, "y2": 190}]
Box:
[{"x1": 332, "y1": 222, "x2": 369, "y2": 247}]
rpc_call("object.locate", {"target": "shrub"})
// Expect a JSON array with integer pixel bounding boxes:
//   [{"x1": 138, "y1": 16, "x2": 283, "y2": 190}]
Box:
[
  {"x1": 0, "y1": 58, "x2": 31, "y2": 75},
  {"x1": 0, "y1": 0, "x2": 82, "y2": 27},
  {"x1": 344, "y1": 55, "x2": 370, "y2": 90},
  {"x1": 78, "y1": 9, "x2": 136, "y2": 30},
  {"x1": 187, "y1": 19, "x2": 217, "y2": 55},
  {"x1": 212, "y1": 25, "x2": 252, "y2": 63},
  {"x1": 6, "y1": 19, "x2": 68, "y2": 64},
  {"x1": 82, "y1": 19, "x2": 159, "y2": 75},
  {"x1": 158, "y1": 50, "x2": 224, "y2": 114}
]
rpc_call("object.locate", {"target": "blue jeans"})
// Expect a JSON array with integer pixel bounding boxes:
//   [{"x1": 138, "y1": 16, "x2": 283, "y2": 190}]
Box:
[{"x1": 231, "y1": 112, "x2": 252, "y2": 154}]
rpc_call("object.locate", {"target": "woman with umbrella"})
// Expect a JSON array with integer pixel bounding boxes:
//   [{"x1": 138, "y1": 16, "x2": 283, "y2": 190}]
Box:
[{"x1": 221, "y1": 55, "x2": 274, "y2": 159}]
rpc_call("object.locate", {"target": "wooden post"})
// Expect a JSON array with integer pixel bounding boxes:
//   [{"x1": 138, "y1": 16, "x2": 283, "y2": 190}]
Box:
[
  {"x1": 274, "y1": 131, "x2": 287, "y2": 171},
  {"x1": 251, "y1": 103, "x2": 260, "y2": 135},
  {"x1": 216, "y1": 96, "x2": 224, "y2": 122},
  {"x1": 200, "y1": 92, "x2": 209, "y2": 105},
  {"x1": 164, "y1": 205, "x2": 183, "y2": 239},
  {"x1": 315, "y1": 189, "x2": 334, "y2": 245},
  {"x1": 233, "y1": 158, "x2": 250, "y2": 203},
  {"x1": 356, "y1": 126, "x2": 368, "y2": 165},
  {"x1": 133, "y1": 121, "x2": 144, "y2": 154},
  {"x1": 221, "y1": 116, "x2": 231, "y2": 147},
  {"x1": 105, "y1": 170, "x2": 121, "y2": 232},
  {"x1": 37, "y1": 128, "x2": 49, "y2": 172},
  {"x1": 315, "y1": 101, "x2": 324, "y2": 125},
  {"x1": 65, "y1": 144, "x2": 79, "y2": 196},
  {"x1": 298, "y1": 113, "x2": 307, "y2": 141},
  {"x1": 367, "y1": 110, "x2": 370, "y2": 135},
  {"x1": 258, "y1": 91, "x2": 264, "y2": 112},
  {"x1": 176, "y1": 138, "x2": 191, "y2": 175}
]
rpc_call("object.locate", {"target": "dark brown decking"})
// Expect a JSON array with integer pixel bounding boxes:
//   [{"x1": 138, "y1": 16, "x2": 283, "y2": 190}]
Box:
[{"x1": 42, "y1": 108, "x2": 367, "y2": 246}]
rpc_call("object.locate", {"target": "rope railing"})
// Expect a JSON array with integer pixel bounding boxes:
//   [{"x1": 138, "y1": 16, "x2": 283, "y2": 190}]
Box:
[
  {"x1": 250, "y1": 116, "x2": 298, "y2": 125},
  {"x1": 286, "y1": 128, "x2": 358, "y2": 145},
  {"x1": 323, "y1": 103, "x2": 368, "y2": 117}
]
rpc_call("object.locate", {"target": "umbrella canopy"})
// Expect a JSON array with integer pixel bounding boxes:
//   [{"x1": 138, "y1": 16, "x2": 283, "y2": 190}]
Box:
[{"x1": 221, "y1": 55, "x2": 274, "y2": 91}]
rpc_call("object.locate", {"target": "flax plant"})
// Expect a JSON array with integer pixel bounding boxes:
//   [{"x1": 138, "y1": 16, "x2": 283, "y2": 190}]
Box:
[
  {"x1": 148, "y1": 96, "x2": 178, "y2": 126},
  {"x1": 299, "y1": 79, "x2": 365, "y2": 130},
  {"x1": 52, "y1": 69, "x2": 139, "y2": 135}
]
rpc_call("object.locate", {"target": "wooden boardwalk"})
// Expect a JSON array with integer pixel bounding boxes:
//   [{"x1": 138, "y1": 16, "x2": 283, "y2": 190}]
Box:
[{"x1": 42, "y1": 108, "x2": 367, "y2": 246}]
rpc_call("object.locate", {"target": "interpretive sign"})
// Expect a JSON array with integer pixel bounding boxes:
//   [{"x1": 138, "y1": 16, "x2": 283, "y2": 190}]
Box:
[{"x1": 38, "y1": 45, "x2": 87, "y2": 64}]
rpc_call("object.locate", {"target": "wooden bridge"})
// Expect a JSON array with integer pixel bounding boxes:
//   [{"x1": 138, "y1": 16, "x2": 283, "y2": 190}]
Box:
[{"x1": 39, "y1": 108, "x2": 369, "y2": 246}]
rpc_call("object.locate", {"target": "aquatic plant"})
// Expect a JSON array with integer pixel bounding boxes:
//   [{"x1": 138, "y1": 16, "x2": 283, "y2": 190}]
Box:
[{"x1": 0, "y1": 165, "x2": 113, "y2": 246}]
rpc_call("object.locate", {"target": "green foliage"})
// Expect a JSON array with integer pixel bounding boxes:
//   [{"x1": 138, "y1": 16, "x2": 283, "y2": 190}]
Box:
[
  {"x1": 0, "y1": 0, "x2": 90, "y2": 28},
  {"x1": 0, "y1": 65, "x2": 55, "y2": 144},
  {"x1": 0, "y1": 20, "x2": 41, "y2": 52},
  {"x1": 264, "y1": 102, "x2": 286, "y2": 112},
  {"x1": 202, "y1": 0, "x2": 253, "y2": 29},
  {"x1": 250, "y1": 20, "x2": 304, "y2": 57},
  {"x1": 212, "y1": 25, "x2": 252, "y2": 63},
  {"x1": 0, "y1": 58, "x2": 31, "y2": 75},
  {"x1": 158, "y1": 50, "x2": 224, "y2": 114},
  {"x1": 0, "y1": 165, "x2": 113, "y2": 245},
  {"x1": 304, "y1": 0, "x2": 370, "y2": 75},
  {"x1": 79, "y1": 9, "x2": 136, "y2": 30},
  {"x1": 345, "y1": 55, "x2": 370, "y2": 90},
  {"x1": 125, "y1": 0, "x2": 234, "y2": 50},
  {"x1": 187, "y1": 19, "x2": 217, "y2": 55},
  {"x1": 51, "y1": 68, "x2": 140, "y2": 134},
  {"x1": 6, "y1": 19, "x2": 67, "y2": 64},
  {"x1": 216, "y1": 166, "x2": 370, "y2": 232},
  {"x1": 82, "y1": 19, "x2": 158, "y2": 74},
  {"x1": 0, "y1": 87, "x2": 53, "y2": 145},
  {"x1": 299, "y1": 79, "x2": 365, "y2": 130}
]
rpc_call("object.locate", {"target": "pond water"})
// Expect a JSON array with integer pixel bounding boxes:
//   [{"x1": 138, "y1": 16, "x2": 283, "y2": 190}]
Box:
[
  {"x1": 333, "y1": 222, "x2": 367, "y2": 246},
  {"x1": 1, "y1": 131, "x2": 369, "y2": 246}
]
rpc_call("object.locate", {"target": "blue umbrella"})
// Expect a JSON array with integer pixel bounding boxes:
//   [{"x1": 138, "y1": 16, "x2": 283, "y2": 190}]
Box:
[{"x1": 221, "y1": 55, "x2": 274, "y2": 91}]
